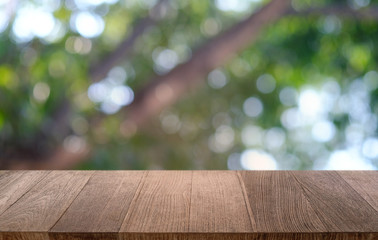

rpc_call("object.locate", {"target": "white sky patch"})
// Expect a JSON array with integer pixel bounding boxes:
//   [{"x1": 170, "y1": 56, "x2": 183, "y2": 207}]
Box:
[
  {"x1": 100, "y1": 100, "x2": 121, "y2": 114},
  {"x1": 320, "y1": 80, "x2": 340, "y2": 112},
  {"x1": 87, "y1": 78, "x2": 134, "y2": 114},
  {"x1": 280, "y1": 108, "x2": 303, "y2": 130},
  {"x1": 88, "y1": 82, "x2": 111, "y2": 103},
  {"x1": 36, "y1": 0, "x2": 62, "y2": 12},
  {"x1": 73, "y1": 0, "x2": 119, "y2": 10},
  {"x1": 345, "y1": 124, "x2": 365, "y2": 145},
  {"x1": 0, "y1": 9, "x2": 9, "y2": 33},
  {"x1": 110, "y1": 86, "x2": 134, "y2": 106},
  {"x1": 215, "y1": 0, "x2": 261, "y2": 12},
  {"x1": 12, "y1": 7, "x2": 56, "y2": 42},
  {"x1": 311, "y1": 120, "x2": 336, "y2": 142},
  {"x1": 0, "y1": 0, "x2": 16, "y2": 33},
  {"x1": 44, "y1": 20, "x2": 66, "y2": 43},
  {"x1": 240, "y1": 149, "x2": 277, "y2": 170},
  {"x1": 264, "y1": 127, "x2": 286, "y2": 151},
  {"x1": 73, "y1": 11, "x2": 104, "y2": 38},
  {"x1": 324, "y1": 149, "x2": 376, "y2": 170},
  {"x1": 347, "y1": 80, "x2": 370, "y2": 123},
  {"x1": 362, "y1": 138, "x2": 378, "y2": 159},
  {"x1": 298, "y1": 88, "x2": 324, "y2": 120},
  {"x1": 34, "y1": 11, "x2": 56, "y2": 38}
]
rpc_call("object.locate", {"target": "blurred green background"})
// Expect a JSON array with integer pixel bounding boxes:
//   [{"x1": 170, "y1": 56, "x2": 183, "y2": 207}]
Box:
[{"x1": 0, "y1": 0, "x2": 377, "y2": 170}]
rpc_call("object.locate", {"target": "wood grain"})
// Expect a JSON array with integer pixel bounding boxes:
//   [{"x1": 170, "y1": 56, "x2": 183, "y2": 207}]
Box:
[
  {"x1": 50, "y1": 171, "x2": 144, "y2": 240},
  {"x1": 0, "y1": 171, "x2": 50, "y2": 215},
  {"x1": 291, "y1": 171, "x2": 378, "y2": 232},
  {"x1": 189, "y1": 171, "x2": 253, "y2": 233},
  {"x1": 120, "y1": 171, "x2": 192, "y2": 233},
  {"x1": 0, "y1": 171, "x2": 377, "y2": 240},
  {"x1": 0, "y1": 171, "x2": 92, "y2": 233},
  {"x1": 337, "y1": 171, "x2": 378, "y2": 212},
  {"x1": 0, "y1": 232, "x2": 49, "y2": 240},
  {"x1": 239, "y1": 171, "x2": 327, "y2": 232},
  {"x1": 2, "y1": 232, "x2": 375, "y2": 240},
  {"x1": 120, "y1": 233, "x2": 378, "y2": 240},
  {"x1": 48, "y1": 233, "x2": 117, "y2": 240}
]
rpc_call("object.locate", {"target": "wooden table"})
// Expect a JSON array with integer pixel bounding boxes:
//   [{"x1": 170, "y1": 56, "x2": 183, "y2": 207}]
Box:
[{"x1": 0, "y1": 171, "x2": 377, "y2": 240}]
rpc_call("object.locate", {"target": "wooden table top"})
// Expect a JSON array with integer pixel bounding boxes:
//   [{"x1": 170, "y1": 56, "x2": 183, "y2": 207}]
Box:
[{"x1": 0, "y1": 171, "x2": 377, "y2": 240}]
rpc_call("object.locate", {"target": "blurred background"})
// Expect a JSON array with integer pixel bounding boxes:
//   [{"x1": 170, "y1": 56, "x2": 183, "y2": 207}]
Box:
[{"x1": 0, "y1": 0, "x2": 377, "y2": 170}]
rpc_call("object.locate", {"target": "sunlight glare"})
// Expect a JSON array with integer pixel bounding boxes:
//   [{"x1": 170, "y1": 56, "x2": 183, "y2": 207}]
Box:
[
  {"x1": 240, "y1": 149, "x2": 277, "y2": 170},
  {"x1": 73, "y1": 11, "x2": 104, "y2": 38},
  {"x1": 325, "y1": 149, "x2": 376, "y2": 170}
]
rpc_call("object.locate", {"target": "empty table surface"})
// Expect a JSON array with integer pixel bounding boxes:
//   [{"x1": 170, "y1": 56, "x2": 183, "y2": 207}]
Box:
[{"x1": 0, "y1": 171, "x2": 377, "y2": 240}]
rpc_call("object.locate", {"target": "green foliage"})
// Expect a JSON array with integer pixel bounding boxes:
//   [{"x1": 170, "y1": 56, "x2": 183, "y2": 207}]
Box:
[{"x1": 0, "y1": 0, "x2": 377, "y2": 170}]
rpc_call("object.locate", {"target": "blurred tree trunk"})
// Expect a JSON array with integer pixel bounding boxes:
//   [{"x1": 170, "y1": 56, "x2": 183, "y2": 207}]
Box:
[{"x1": 123, "y1": 0, "x2": 291, "y2": 129}]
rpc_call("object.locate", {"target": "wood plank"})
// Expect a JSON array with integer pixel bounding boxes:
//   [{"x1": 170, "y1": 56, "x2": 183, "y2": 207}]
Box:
[
  {"x1": 119, "y1": 171, "x2": 192, "y2": 233},
  {"x1": 0, "y1": 171, "x2": 50, "y2": 215},
  {"x1": 120, "y1": 233, "x2": 377, "y2": 240},
  {"x1": 0, "y1": 171, "x2": 92, "y2": 234},
  {"x1": 0, "y1": 170, "x2": 377, "y2": 240},
  {"x1": 0, "y1": 232, "x2": 49, "y2": 240},
  {"x1": 0, "y1": 232, "x2": 374, "y2": 240},
  {"x1": 50, "y1": 171, "x2": 144, "y2": 240},
  {"x1": 189, "y1": 171, "x2": 253, "y2": 233},
  {"x1": 291, "y1": 171, "x2": 378, "y2": 232},
  {"x1": 239, "y1": 171, "x2": 327, "y2": 232},
  {"x1": 48, "y1": 233, "x2": 117, "y2": 240},
  {"x1": 337, "y1": 171, "x2": 378, "y2": 212}
]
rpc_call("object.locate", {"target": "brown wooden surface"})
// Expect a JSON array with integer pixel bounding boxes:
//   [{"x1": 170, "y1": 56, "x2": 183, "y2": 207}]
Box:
[
  {"x1": 291, "y1": 171, "x2": 378, "y2": 232},
  {"x1": 189, "y1": 171, "x2": 253, "y2": 233},
  {"x1": 120, "y1": 171, "x2": 191, "y2": 233},
  {"x1": 337, "y1": 171, "x2": 378, "y2": 212},
  {"x1": 239, "y1": 171, "x2": 327, "y2": 233},
  {"x1": 0, "y1": 171, "x2": 377, "y2": 240},
  {"x1": 50, "y1": 171, "x2": 144, "y2": 240},
  {"x1": 0, "y1": 171, "x2": 50, "y2": 216}
]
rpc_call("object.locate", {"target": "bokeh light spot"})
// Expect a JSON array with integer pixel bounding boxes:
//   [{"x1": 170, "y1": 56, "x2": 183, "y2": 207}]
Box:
[
  {"x1": 362, "y1": 138, "x2": 378, "y2": 159},
  {"x1": 240, "y1": 149, "x2": 277, "y2": 170},
  {"x1": 311, "y1": 121, "x2": 336, "y2": 142},
  {"x1": 243, "y1": 97, "x2": 263, "y2": 117},
  {"x1": 33, "y1": 82, "x2": 50, "y2": 102},
  {"x1": 256, "y1": 74, "x2": 276, "y2": 94},
  {"x1": 279, "y1": 87, "x2": 297, "y2": 106},
  {"x1": 208, "y1": 69, "x2": 228, "y2": 89},
  {"x1": 73, "y1": 11, "x2": 104, "y2": 38}
]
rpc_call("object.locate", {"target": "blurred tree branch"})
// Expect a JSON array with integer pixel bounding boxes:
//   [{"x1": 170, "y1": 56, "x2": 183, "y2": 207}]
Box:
[
  {"x1": 122, "y1": 0, "x2": 292, "y2": 128},
  {"x1": 89, "y1": 0, "x2": 168, "y2": 82}
]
